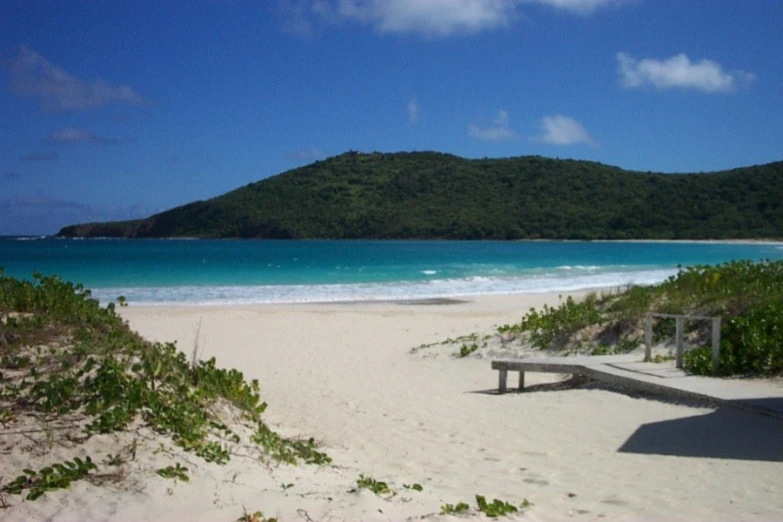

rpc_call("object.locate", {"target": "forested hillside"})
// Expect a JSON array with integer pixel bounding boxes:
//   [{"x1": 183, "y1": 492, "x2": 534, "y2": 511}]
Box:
[{"x1": 58, "y1": 152, "x2": 783, "y2": 240}]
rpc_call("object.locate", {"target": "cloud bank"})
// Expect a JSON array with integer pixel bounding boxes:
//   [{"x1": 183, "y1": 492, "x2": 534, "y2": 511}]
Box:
[
  {"x1": 9, "y1": 47, "x2": 145, "y2": 111},
  {"x1": 617, "y1": 52, "x2": 755, "y2": 93}
]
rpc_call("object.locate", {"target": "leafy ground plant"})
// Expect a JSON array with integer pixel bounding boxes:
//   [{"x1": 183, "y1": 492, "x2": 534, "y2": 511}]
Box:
[
  {"x1": 440, "y1": 495, "x2": 531, "y2": 518},
  {"x1": 156, "y1": 463, "x2": 190, "y2": 482},
  {"x1": 475, "y1": 494, "x2": 518, "y2": 518},
  {"x1": 440, "y1": 502, "x2": 470, "y2": 515},
  {"x1": 353, "y1": 474, "x2": 391, "y2": 496},
  {"x1": 3, "y1": 456, "x2": 97, "y2": 501},
  {"x1": 458, "y1": 342, "x2": 479, "y2": 357},
  {"x1": 0, "y1": 269, "x2": 331, "y2": 504}
]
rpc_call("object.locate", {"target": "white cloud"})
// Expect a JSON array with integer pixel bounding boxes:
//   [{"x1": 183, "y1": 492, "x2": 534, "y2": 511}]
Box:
[
  {"x1": 535, "y1": 114, "x2": 597, "y2": 146},
  {"x1": 468, "y1": 110, "x2": 518, "y2": 141},
  {"x1": 8, "y1": 47, "x2": 144, "y2": 111},
  {"x1": 521, "y1": 0, "x2": 628, "y2": 14},
  {"x1": 283, "y1": 0, "x2": 631, "y2": 37},
  {"x1": 48, "y1": 127, "x2": 117, "y2": 146},
  {"x1": 407, "y1": 98, "x2": 419, "y2": 124},
  {"x1": 278, "y1": 0, "x2": 318, "y2": 36},
  {"x1": 333, "y1": 0, "x2": 516, "y2": 36},
  {"x1": 616, "y1": 52, "x2": 755, "y2": 93}
]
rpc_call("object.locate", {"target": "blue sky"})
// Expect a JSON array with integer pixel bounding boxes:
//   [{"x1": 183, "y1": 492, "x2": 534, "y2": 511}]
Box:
[{"x1": 1, "y1": 0, "x2": 782, "y2": 235}]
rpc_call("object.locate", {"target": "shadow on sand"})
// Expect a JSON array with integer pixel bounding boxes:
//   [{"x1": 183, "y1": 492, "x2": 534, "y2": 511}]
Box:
[
  {"x1": 478, "y1": 378, "x2": 783, "y2": 462},
  {"x1": 618, "y1": 398, "x2": 783, "y2": 462},
  {"x1": 467, "y1": 374, "x2": 589, "y2": 395}
]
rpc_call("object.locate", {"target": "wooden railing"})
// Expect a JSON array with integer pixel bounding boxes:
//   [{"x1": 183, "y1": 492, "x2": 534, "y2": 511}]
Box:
[{"x1": 644, "y1": 313, "x2": 721, "y2": 372}]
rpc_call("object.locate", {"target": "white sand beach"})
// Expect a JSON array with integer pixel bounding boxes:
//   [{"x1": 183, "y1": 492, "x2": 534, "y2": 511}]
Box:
[{"x1": 3, "y1": 292, "x2": 782, "y2": 521}]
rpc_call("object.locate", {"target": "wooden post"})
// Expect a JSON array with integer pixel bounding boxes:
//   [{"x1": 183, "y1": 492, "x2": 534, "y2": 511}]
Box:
[
  {"x1": 712, "y1": 317, "x2": 721, "y2": 372},
  {"x1": 498, "y1": 368, "x2": 508, "y2": 394},
  {"x1": 518, "y1": 371, "x2": 525, "y2": 391},
  {"x1": 644, "y1": 313, "x2": 653, "y2": 362},
  {"x1": 675, "y1": 316, "x2": 684, "y2": 369}
]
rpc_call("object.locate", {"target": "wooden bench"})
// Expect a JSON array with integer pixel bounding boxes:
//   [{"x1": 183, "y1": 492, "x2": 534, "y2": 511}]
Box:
[{"x1": 491, "y1": 360, "x2": 583, "y2": 394}]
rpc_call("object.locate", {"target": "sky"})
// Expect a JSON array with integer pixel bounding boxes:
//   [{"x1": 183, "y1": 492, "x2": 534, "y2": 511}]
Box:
[{"x1": 1, "y1": 0, "x2": 782, "y2": 235}]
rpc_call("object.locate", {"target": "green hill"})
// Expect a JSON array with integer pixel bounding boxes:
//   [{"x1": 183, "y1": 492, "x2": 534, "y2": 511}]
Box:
[{"x1": 57, "y1": 151, "x2": 783, "y2": 240}]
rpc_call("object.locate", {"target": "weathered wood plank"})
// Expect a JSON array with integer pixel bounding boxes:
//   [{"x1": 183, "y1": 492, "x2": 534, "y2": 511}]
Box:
[{"x1": 492, "y1": 360, "x2": 581, "y2": 394}]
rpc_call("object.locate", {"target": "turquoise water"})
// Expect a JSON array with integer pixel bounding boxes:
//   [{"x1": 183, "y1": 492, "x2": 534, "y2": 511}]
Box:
[{"x1": 1, "y1": 238, "x2": 781, "y2": 305}]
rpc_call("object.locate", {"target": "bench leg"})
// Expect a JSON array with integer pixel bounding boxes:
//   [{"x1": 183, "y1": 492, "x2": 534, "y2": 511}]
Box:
[
  {"x1": 498, "y1": 369, "x2": 508, "y2": 394},
  {"x1": 518, "y1": 371, "x2": 525, "y2": 391}
]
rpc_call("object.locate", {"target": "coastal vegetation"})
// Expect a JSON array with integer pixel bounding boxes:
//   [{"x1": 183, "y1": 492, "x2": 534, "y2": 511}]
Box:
[
  {"x1": 497, "y1": 260, "x2": 783, "y2": 376},
  {"x1": 0, "y1": 268, "x2": 330, "y2": 503},
  {"x1": 57, "y1": 151, "x2": 783, "y2": 240},
  {"x1": 353, "y1": 474, "x2": 391, "y2": 496},
  {"x1": 440, "y1": 495, "x2": 532, "y2": 518}
]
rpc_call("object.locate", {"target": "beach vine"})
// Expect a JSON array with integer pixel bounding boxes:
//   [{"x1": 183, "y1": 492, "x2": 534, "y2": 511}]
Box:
[
  {"x1": 440, "y1": 495, "x2": 532, "y2": 518},
  {"x1": 0, "y1": 269, "x2": 331, "y2": 502}
]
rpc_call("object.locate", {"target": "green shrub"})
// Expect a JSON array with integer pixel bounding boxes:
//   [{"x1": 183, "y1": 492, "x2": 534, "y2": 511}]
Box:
[
  {"x1": 682, "y1": 347, "x2": 714, "y2": 375},
  {"x1": 500, "y1": 295, "x2": 602, "y2": 349},
  {"x1": 685, "y1": 301, "x2": 783, "y2": 376},
  {"x1": 721, "y1": 301, "x2": 783, "y2": 374}
]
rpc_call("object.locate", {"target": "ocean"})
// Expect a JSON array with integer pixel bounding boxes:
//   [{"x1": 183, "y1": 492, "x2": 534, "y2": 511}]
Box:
[{"x1": 1, "y1": 237, "x2": 781, "y2": 306}]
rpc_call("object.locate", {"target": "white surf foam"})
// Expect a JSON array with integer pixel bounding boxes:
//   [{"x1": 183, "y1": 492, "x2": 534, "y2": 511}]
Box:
[{"x1": 92, "y1": 267, "x2": 678, "y2": 306}]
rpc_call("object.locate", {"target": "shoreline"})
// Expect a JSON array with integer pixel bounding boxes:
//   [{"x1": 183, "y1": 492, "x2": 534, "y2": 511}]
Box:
[
  {"x1": 590, "y1": 238, "x2": 783, "y2": 245},
  {"x1": 10, "y1": 234, "x2": 783, "y2": 245}
]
